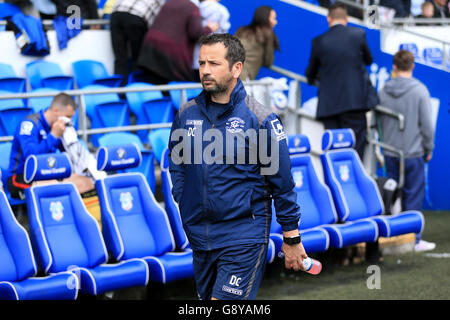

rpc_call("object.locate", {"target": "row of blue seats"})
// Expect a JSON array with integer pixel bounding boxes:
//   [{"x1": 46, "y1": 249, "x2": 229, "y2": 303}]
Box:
[
  {"x1": 0, "y1": 143, "x2": 275, "y2": 300},
  {"x1": 269, "y1": 129, "x2": 424, "y2": 258}
]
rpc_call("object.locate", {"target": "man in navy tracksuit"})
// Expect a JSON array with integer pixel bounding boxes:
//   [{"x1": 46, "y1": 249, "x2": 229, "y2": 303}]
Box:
[{"x1": 169, "y1": 33, "x2": 307, "y2": 300}]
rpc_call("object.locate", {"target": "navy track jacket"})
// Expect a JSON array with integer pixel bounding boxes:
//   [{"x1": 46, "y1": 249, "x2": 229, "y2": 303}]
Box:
[{"x1": 168, "y1": 79, "x2": 300, "y2": 251}]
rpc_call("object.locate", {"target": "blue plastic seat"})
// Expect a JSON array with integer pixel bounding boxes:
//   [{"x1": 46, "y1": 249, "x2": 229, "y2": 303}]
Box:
[
  {"x1": 95, "y1": 144, "x2": 194, "y2": 283},
  {"x1": 125, "y1": 82, "x2": 173, "y2": 143},
  {"x1": 72, "y1": 60, "x2": 124, "y2": 88},
  {"x1": 320, "y1": 129, "x2": 424, "y2": 242},
  {"x1": 160, "y1": 148, "x2": 276, "y2": 264},
  {"x1": 270, "y1": 134, "x2": 380, "y2": 253},
  {"x1": 26, "y1": 60, "x2": 74, "y2": 90},
  {"x1": 148, "y1": 128, "x2": 171, "y2": 164},
  {"x1": 24, "y1": 153, "x2": 149, "y2": 296},
  {"x1": 82, "y1": 84, "x2": 130, "y2": 146},
  {"x1": 97, "y1": 132, "x2": 156, "y2": 193},
  {"x1": 0, "y1": 63, "x2": 26, "y2": 93},
  {"x1": 168, "y1": 81, "x2": 202, "y2": 110},
  {"x1": 0, "y1": 190, "x2": 79, "y2": 300},
  {"x1": 0, "y1": 91, "x2": 33, "y2": 137}
]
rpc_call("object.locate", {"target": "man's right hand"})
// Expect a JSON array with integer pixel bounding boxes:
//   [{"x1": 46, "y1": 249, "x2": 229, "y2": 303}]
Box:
[{"x1": 51, "y1": 119, "x2": 66, "y2": 138}]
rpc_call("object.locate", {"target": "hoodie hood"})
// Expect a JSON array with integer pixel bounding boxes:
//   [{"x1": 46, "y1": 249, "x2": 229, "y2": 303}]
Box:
[{"x1": 383, "y1": 76, "x2": 421, "y2": 98}]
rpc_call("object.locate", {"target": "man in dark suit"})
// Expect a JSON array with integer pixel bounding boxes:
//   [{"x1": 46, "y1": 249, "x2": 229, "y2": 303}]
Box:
[{"x1": 305, "y1": 3, "x2": 373, "y2": 159}]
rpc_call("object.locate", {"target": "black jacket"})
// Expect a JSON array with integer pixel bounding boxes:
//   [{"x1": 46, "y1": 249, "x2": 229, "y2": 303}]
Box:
[{"x1": 305, "y1": 24, "x2": 373, "y2": 119}]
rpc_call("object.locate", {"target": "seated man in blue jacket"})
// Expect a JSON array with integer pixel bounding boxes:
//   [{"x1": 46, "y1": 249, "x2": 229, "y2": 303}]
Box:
[
  {"x1": 169, "y1": 33, "x2": 308, "y2": 300},
  {"x1": 7, "y1": 93, "x2": 94, "y2": 199}
]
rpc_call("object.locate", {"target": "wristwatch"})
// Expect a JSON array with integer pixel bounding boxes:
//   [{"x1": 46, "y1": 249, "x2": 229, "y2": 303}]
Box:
[{"x1": 283, "y1": 234, "x2": 301, "y2": 245}]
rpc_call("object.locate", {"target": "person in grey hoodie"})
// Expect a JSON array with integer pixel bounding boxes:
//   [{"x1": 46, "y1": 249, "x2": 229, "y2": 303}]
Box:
[{"x1": 379, "y1": 49, "x2": 436, "y2": 251}]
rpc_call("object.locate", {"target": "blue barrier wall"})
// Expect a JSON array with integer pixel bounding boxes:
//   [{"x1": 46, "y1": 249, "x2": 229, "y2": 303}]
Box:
[{"x1": 221, "y1": 0, "x2": 450, "y2": 210}]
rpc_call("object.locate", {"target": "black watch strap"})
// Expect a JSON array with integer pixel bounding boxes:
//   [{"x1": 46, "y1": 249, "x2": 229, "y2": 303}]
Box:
[{"x1": 283, "y1": 234, "x2": 301, "y2": 245}]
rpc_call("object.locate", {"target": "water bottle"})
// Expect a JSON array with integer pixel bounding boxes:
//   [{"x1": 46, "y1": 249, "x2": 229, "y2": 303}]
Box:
[{"x1": 302, "y1": 257, "x2": 322, "y2": 275}]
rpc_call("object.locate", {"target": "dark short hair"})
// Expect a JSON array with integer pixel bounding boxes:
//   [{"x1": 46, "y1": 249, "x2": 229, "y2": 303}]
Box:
[
  {"x1": 393, "y1": 50, "x2": 415, "y2": 71},
  {"x1": 328, "y1": 3, "x2": 348, "y2": 20},
  {"x1": 199, "y1": 33, "x2": 246, "y2": 69},
  {"x1": 50, "y1": 93, "x2": 77, "y2": 110}
]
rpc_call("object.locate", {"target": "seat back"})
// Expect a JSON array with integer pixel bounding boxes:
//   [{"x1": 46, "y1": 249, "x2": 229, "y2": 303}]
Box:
[
  {"x1": 143, "y1": 98, "x2": 174, "y2": 125},
  {"x1": 0, "y1": 107, "x2": 33, "y2": 136},
  {"x1": 72, "y1": 60, "x2": 123, "y2": 88},
  {"x1": 98, "y1": 132, "x2": 156, "y2": 192},
  {"x1": 288, "y1": 135, "x2": 338, "y2": 229},
  {"x1": 0, "y1": 63, "x2": 26, "y2": 93},
  {"x1": 320, "y1": 129, "x2": 384, "y2": 222},
  {"x1": 160, "y1": 148, "x2": 189, "y2": 250},
  {"x1": 26, "y1": 60, "x2": 73, "y2": 90},
  {"x1": 149, "y1": 128, "x2": 171, "y2": 164},
  {"x1": 0, "y1": 191, "x2": 37, "y2": 282},
  {"x1": 0, "y1": 142, "x2": 12, "y2": 188},
  {"x1": 125, "y1": 82, "x2": 164, "y2": 118},
  {"x1": 82, "y1": 85, "x2": 130, "y2": 146},
  {"x1": 95, "y1": 144, "x2": 175, "y2": 260},
  {"x1": 25, "y1": 153, "x2": 108, "y2": 273}
]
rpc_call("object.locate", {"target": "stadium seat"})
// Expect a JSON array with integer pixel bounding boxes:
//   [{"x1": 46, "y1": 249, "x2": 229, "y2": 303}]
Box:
[
  {"x1": 0, "y1": 63, "x2": 26, "y2": 93},
  {"x1": 320, "y1": 129, "x2": 424, "y2": 243},
  {"x1": 125, "y1": 82, "x2": 173, "y2": 143},
  {"x1": 0, "y1": 190, "x2": 79, "y2": 300},
  {"x1": 148, "y1": 128, "x2": 171, "y2": 164},
  {"x1": 271, "y1": 134, "x2": 380, "y2": 255},
  {"x1": 97, "y1": 132, "x2": 156, "y2": 193},
  {"x1": 24, "y1": 153, "x2": 149, "y2": 296},
  {"x1": 168, "y1": 81, "x2": 202, "y2": 110},
  {"x1": 26, "y1": 60, "x2": 74, "y2": 90},
  {"x1": 0, "y1": 91, "x2": 33, "y2": 137},
  {"x1": 72, "y1": 60, "x2": 123, "y2": 88},
  {"x1": 0, "y1": 142, "x2": 25, "y2": 206},
  {"x1": 96, "y1": 144, "x2": 194, "y2": 283},
  {"x1": 82, "y1": 84, "x2": 130, "y2": 146},
  {"x1": 160, "y1": 148, "x2": 276, "y2": 264}
]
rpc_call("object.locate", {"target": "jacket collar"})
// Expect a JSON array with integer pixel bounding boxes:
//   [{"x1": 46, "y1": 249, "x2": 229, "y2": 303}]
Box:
[{"x1": 196, "y1": 78, "x2": 247, "y2": 120}]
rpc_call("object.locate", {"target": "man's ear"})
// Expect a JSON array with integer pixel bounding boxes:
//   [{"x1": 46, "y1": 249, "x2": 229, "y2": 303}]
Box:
[{"x1": 232, "y1": 61, "x2": 243, "y2": 79}]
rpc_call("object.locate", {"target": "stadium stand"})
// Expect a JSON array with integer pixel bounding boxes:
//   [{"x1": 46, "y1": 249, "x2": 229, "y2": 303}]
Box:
[
  {"x1": 95, "y1": 144, "x2": 195, "y2": 284},
  {"x1": 72, "y1": 60, "x2": 123, "y2": 88},
  {"x1": 24, "y1": 152, "x2": 149, "y2": 296},
  {"x1": 0, "y1": 190, "x2": 79, "y2": 300}
]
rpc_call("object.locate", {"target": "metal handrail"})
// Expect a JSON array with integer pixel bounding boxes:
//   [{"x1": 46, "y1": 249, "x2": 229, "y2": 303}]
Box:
[{"x1": 0, "y1": 79, "x2": 275, "y2": 143}]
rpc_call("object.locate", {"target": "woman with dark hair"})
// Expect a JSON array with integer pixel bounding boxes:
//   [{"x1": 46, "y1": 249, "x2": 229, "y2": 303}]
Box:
[{"x1": 235, "y1": 5, "x2": 280, "y2": 80}]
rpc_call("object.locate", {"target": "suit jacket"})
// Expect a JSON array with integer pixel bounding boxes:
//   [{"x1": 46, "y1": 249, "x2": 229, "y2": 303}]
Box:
[{"x1": 305, "y1": 24, "x2": 373, "y2": 119}]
